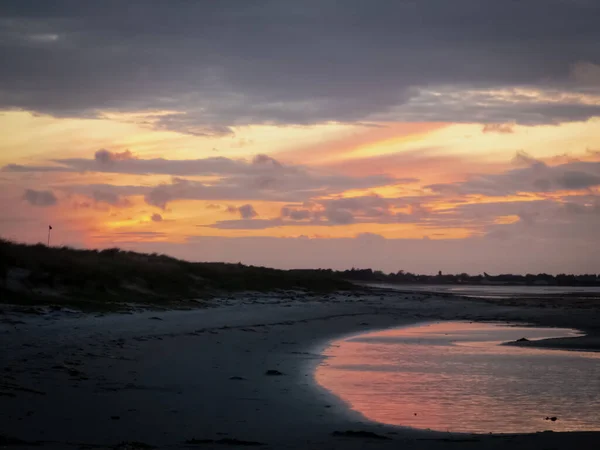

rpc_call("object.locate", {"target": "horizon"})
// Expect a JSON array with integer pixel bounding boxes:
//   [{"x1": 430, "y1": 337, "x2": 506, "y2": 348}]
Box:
[
  {"x1": 1, "y1": 1, "x2": 599, "y2": 273},
  {"x1": 2, "y1": 237, "x2": 599, "y2": 278}
]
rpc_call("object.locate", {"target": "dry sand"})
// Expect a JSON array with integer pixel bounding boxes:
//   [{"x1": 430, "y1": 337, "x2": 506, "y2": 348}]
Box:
[{"x1": 1, "y1": 288, "x2": 599, "y2": 449}]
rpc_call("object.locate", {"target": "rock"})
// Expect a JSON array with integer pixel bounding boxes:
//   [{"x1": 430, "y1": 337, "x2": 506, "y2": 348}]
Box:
[
  {"x1": 331, "y1": 430, "x2": 391, "y2": 440},
  {"x1": 265, "y1": 369, "x2": 284, "y2": 376},
  {"x1": 149, "y1": 316, "x2": 163, "y2": 321},
  {"x1": 185, "y1": 438, "x2": 265, "y2": 446},
  {"x1": 229, "y1": 376, "x2": 246, "y2": 381}
]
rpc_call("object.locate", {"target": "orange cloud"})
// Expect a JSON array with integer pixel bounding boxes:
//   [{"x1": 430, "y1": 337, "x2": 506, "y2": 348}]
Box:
[{"x1": 277, "y1": 122, "x2": 450, "y2": 166}]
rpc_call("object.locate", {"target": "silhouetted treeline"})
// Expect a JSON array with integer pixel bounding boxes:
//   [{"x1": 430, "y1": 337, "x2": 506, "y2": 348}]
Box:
[
  {"x1": 2, "y1": 238, "x2": 599, "y2": 312},
  {"x1": 294, "y1": 268, "x2": 600, "y2": 287}
]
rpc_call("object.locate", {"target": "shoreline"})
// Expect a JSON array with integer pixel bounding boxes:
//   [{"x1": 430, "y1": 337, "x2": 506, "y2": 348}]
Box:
[
  {"x1": 2, "y1": 289, "x2": 600, "y2": 449},
  {"x1": 503, "y1": 334, "x2": 600, "y2": 352}
]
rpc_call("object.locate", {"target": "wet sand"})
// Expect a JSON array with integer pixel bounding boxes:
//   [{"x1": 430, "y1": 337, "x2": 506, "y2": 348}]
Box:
[{"x1": 1, "y1": 289, "x2": 599, "y2": 449}]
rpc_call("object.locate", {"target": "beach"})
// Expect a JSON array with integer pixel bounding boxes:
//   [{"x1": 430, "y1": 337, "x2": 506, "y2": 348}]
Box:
[{"x1": 1, "y1": 288, "x2": 599, "y2": 449}]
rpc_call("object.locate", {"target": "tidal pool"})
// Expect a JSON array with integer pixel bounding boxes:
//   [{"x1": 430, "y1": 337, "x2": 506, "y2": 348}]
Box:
[{"x1": 315, "y1": 322, "x2": 600, "y2": 434}]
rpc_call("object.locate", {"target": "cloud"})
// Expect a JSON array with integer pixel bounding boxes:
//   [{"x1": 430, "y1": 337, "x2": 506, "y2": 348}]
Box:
[
  {"x1": 2, "y1": 164, "x2": 66, "y2": 173},
  {"x1": 355, "y1": 232, "x2": 387, "y2": 242},
  {"x1": 39, "y1": 154, "x2": 261, "y2": 176},
  {"x1": 571, "y1": 61, "x2": 600, "y2": 87},
  {"x1": 383, "y1": 86, "x2": 600, "y2": 125},
  {"x1": 208, "y1": 195, "x2": 424, "y2": 229},
  {"x1": 39, "y1": 153, "x2": 400, "y2": 208},
  {"x1": 323, "y1": 208, "x2": 355, "y2": 225},
  {"x1": 253, "y1": 154, "x2": 283, "y2": 168},
  {"x1": 223, "y1": 203, "x2": 258, "y2": 219},
  {"x1": 557, "y1": 171, "x2": 600, "y2": 189},
  {"x1": 320, "y1": 195, "x2": 392, "y2": 219},
  {"x1": 482, "y1": 123, "x2": 514, "y2": 134},
  {"x1": 92, "y1": 190, "x2": 131, "y2": 207},
  {"x1": 6, "y1": 152, "x2": 300, "y2": 178},
  {"x1": 238, "y1": 204, "x2": 258, "y2": 219},
  {"x1": 205, "y1": 219, "x2": 282, "y2": 230},
  {"x1": 23, "y1": 189, "x2": 58, "y2": 207},
  {"x1": 1, "y1": 1, "x2": 599, "y2": 130},
  {"x1": 512, "y1": 150, "x2": 547, "y2": 169},
  {"x1": 105, "y1": 231, "x2": 167, "y2": 239},
  {"x1": 426, "y1": 155, "x2": 600, "y2": 196},
  {"x1": 94, "y1": 149, "x2": 136, "y2": 164},
  {"x1": 151, "y1": 213, "x2": 163, "y2": 222},
  {"x1": 281, "y1": 207, "x2": 312, "y2": 221}
]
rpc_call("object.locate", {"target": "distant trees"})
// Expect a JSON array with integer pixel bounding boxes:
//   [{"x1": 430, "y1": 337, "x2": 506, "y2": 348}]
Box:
[{"x1": 337, "y1": 268, "x2": 600, "y2": 286}]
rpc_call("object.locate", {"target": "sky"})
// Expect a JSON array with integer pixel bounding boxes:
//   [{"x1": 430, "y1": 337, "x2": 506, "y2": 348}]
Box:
[{"x1": 1, "y1": 0, "x2": 600, "y2": 274}]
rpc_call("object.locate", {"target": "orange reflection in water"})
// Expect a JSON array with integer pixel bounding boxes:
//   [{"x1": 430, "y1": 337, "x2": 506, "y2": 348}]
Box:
[{"x1": 315, "y1": 322, "x2": 600, "y2": 434}]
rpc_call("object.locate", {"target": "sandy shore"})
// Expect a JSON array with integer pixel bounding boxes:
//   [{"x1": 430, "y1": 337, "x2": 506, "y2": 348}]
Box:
[{"x1": 1, "y1": 289, "x2": 599, "y2": 449}]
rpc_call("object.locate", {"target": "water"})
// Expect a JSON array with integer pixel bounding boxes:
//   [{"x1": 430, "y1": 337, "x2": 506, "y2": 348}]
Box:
[
  {"x1": 316, "y1": 322, "x2": 600, "y2": 434},
  {"x1": 369, "y1": 283, "x2": 600, "y2": 299}
]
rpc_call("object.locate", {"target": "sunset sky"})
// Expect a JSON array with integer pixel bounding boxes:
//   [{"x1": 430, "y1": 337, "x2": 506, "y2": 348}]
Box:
[{"x1": 1, "y1": 1, "x2": 600, "y2": 274}]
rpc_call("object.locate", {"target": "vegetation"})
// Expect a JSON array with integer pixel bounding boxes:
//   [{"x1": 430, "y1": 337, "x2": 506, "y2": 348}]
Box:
[
  {"x1": 319, "y1": 268, "x2": 600, "y2": 287},
  {"x1": 0, "y1": 239, "x2": 355, "y2": 310},
  {"x1": 2, "y1": 238, "x2": 598, "y2": 311}
]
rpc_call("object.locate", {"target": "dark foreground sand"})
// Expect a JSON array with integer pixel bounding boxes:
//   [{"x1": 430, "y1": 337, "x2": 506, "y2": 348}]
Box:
[{"x1": 1, "y1": 289, "x2": 599, "y2": 449}]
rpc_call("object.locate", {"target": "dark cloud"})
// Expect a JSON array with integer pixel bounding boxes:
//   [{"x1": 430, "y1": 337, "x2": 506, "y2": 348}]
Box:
[
  {"x1": 281, "y1": 207, "x2": 312, "y2": 221},
  {"x1": 3, "y1": 164, "x2": 66, "y2": 173},
  {"x1": 5, "y1": 152, "x2": 301, "y2": 178},
  {"x1": 386, "y1": 88, "x2": 600, "y2": 125},
  {"x1": 238, "y1": 204, "x2": 258, "y2": 219},
  {"x1": 557, "y1": 171, "x2": 600, "y2": 189},
  {"x1": 94, "y1": 149, "x2": 136, "y2": 164},
  {"x1": 151, "y1": 213, "x2": 163, "y2": 222},
  {"x1": 23, "y1": 189, "x2": 57, "y2": 206},
  {"x1": 323, "y1": 208, "x2": 355, "y2": 225},
  {"x1": 205, "y1": 219, "x2": 282, "y2": 230},
  {"x1": 320, "y1": 195, "x2": 392, "y2": 219},
  {"x1": 426, "y1": 155, "x2": 600, "y2": 196},
  {"x1": 34, "y1": 154, "x2": 267, "y2": 176},
  {"x1": 211, "y1": 195, "x2": 424, "y2": 229},
  {"x1": 1, "y1": 1, "x2": 599, "y2": 130},
  {"x1": 108, "y1": 231, "x2": 167, "y2": 238}
]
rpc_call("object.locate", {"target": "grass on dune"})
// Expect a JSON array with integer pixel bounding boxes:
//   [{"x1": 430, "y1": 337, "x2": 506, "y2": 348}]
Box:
[{"x1": 0, "y1": 239, "x2": 355, "y2": 310}]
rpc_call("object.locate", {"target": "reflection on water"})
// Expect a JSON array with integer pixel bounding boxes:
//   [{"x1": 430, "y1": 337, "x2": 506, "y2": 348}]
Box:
[{"x1": 315, "y1": 322, "x2": 600, "y2": 434}]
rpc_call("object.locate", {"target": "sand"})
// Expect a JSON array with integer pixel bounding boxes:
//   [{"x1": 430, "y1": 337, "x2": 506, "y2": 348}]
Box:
[{"x1": 1, "y1": 288, "x2": 599, "y2": 449}]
